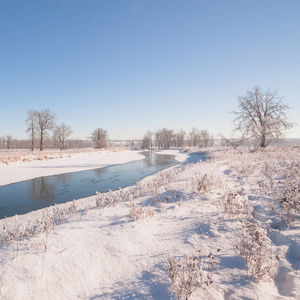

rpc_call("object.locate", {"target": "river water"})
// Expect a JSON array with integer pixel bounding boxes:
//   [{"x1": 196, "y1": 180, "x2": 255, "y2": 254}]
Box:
[{"x1": 0, "y1": 151, "x2": 178, "y2": 219}]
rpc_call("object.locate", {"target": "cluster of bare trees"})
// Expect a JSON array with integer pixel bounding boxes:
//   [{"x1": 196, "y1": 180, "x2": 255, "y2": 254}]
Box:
[
  {"x1": 189, "y1": 128, "x2": 214, "y2": 147},
  {"x1": 53, "y1": 123, "x2": 73, "y2": 150},
  {"x1": 155, "y1": 128, "x2": 175, "y2": 149},
  {"x1": 23, "y1": 109, "x2": 107, "y2": 151},
  {"x1": 1, "y1": 113, "x2": 107, "y2": 151},
  {"x1": 0, "y1": 136, "x2": 14, "y2": 150},
  {"x1": 26, "y1": 109, "x2": 58, "y2": 151},
  {"x1": 141, "y1": 128, "x2": 214, "y2": 149},
  {"x1": 25, "y1": 109, "x2": 74, "y2": 151}
]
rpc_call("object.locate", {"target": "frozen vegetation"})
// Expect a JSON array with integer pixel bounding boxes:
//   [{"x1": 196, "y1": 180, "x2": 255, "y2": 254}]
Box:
[{"x1": 0, "y1": 147, "x2": 300, "y2": 299}]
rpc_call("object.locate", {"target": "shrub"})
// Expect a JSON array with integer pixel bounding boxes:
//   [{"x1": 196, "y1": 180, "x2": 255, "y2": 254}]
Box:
[
  {"x1": 234, "y1": 219, "x2": 276, "y2": 280},
  {"x1": 168, "y1": 248, "x2": 217, "y2": 300}
]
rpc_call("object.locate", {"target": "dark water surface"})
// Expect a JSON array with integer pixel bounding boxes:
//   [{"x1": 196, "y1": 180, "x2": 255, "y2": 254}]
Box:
[{"x1": 0, "y1": 151, "x2": 178, "y2": 219}]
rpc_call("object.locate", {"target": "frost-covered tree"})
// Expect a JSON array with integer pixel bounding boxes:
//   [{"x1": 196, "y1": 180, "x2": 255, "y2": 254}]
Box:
[
  {"x1": 189, "y1": 127, "x2": 200, "y2": 147},
  {"x1": 200, "y1": 129, "x2": 213, "y2": 147},
  {"x1": 161, "y1": 128, "x2": 174, "y2": 149},
  {"x1": 53, "y1": 123, "x2": 73, "y2": 150},
  {"x1": 91, "y1": 128, "x2": 108, "y2": 149},
  {"x1": 34, "y1": 109, "x2": 56, "y2": 151},
  {"x1": 25, "y1": 110, "x2": 37, "y2": 151},
  {"x1": 233, "y1": 87, "x2": 294, "y2": 149},
  {"x1": 155, "y1": 130, "x2": 163, "y2": 149},
  {"x1": 0, "y1": 136, "x2": 4, "y2": 149},
  {"x1": 142, "y1": 131, "x2": 153, "y2": 149},
  {"x1": 174, "y1": 129, "x2": 186, "y2": 147},
  {"x1": 154, "y1": 128, "x2": 174, "y2": 149},
  {"x1": 5, "y1": 135, "x2": 13, "y2": 149}
]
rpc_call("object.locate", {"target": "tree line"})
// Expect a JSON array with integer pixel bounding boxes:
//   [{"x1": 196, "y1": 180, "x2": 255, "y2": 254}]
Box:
[
  {"x1": 141, "y1": 86, "x2": 295, "y2": 151},
  {"x1": 0, "y1": 109, "x2": 108, "y2": 151},
  {"x1": 0, "y1": 86, "x2": 295, "y2": 152},
  {"x1": 140, "y1": 128, "x2": 214, "y2": 149}
]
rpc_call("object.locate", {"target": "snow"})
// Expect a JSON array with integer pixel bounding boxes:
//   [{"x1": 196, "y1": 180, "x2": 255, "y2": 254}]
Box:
[
  {"x1": 0, "y1": 147, "x2": 300, "y2": 299},
  {"x1": 0, "y1": 150, "x2": 145, "y2": 186}
]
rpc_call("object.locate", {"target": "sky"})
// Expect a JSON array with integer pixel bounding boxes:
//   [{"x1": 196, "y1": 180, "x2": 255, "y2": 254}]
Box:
[{"x1": 0, "y1": 0, "x2": 299, "y2": 140}]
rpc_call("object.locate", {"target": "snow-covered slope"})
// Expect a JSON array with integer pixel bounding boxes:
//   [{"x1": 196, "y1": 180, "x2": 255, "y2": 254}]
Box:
[
  {"x1": 0, "y1": 147, "x2": 299, "y2": 299},
  {"x1": 0, "y1": 150, "x2": 145, "y2": 186}
]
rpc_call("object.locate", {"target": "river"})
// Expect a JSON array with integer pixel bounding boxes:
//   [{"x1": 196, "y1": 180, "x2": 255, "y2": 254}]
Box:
[{"x1": 0, "y1": 151, "x2": 179, "y2": 219}]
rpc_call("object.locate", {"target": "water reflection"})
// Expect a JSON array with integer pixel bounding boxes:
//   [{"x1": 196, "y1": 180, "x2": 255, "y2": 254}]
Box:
[
  {"x1": 0, "y1": 151, "x2": 178, "y2": 218},
  {"x1": 55, "y1": 173, "x2": 73, "y2": 185},
  {"x1": 93, "y1": 168, "x2": 106, "y2": 177},
  {"x1": 30, "y1": 177, "x2": 56, "y2": 201},
  {"x1": 29, "y1": 173, "x2": 74, "y2": 201}
]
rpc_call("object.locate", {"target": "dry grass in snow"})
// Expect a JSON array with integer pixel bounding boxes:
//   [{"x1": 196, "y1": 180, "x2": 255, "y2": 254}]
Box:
[{"x1": 0, "y1": 148, "x2": 126, "y2": 167}]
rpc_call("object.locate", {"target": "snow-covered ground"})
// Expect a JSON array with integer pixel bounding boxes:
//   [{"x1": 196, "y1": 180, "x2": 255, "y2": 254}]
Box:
[
  {"x1": 0, "y1": 149, "x2": 146, "y2": 186},
  {"x1": 0, "y1": 147, "x2": 300, "y2": 299}
]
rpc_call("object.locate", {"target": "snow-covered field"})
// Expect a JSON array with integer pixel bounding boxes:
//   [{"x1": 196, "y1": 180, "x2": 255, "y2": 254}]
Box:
[
  {"x1": 0, "y1": 147, "x2": 300, "y2": 299},
  {"x1": 0, "y1": 148, "x2": 126, "y2": 167}
]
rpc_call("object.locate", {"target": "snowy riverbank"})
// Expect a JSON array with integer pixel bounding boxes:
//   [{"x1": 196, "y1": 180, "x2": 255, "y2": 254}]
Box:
[
  {"x1": 0, "y1": 149, "x2": 189, "y2": 187},
  {"x1": 0, "y1": 147, "x2": 299, "y2": 299},
  {"x1": 0, "y1": 149, "x2": 145, "y2": 186}
]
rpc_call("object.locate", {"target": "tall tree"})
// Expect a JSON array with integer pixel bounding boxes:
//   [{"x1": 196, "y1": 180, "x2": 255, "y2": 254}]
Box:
[
  {"x1": 90, "y1": 128, "x2": 108, "y2": 149},
  {"x1": 189, "y1": 127, "x2": 200, "y2": 147},
  {"x1": 160, "y1": 128, "x2": 174, "y2": 149},
  {"x1": 5, "y1": 135, "x2": 13, "y2": 149},
  {"x1": 174, "y1": 129, "x2": 186, "y2": 147},
  {"x1": 142, "y1": 131, "x2": 153, "y2": 149},
  {"x1": 0, "y1": 136, "x2": 5, "y2": 149},
  {"x1": 155, "y1": 130, "x2": 163, "y2": 149},
  {"x1": 233, "y1": 86, "x2": 294, "y2": 149},
  {"x1": 35, "y1": 109, "x2": 57, "y2": 151},
  {"x1": 25, "y1": 110, "x2": 37, "y2": 151},
  {"x1": 200, "y1": 129, "x2": 212, "y2": 147},
  {"x1": 53, "y1": 123, "x2": 73, "y2": 150}
]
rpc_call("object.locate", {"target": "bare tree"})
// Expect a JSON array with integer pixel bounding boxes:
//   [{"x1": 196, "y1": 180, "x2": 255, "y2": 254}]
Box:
[
  {"x1": 131, "y1": 139, "x2": 136, "y2": 150},
  {"x1": 154, "y1": 128, "x2": 174, "y2": 149},
  {"x1": 142, "y1": 131, "x2": 153, "y2": 149},
  {"x1": 91, "y1": 128, "x2": 108, "y2": 149},
  {"x1": 155, "y1": 130, "x2": 163, "y2": 149},
  {"x1": 34, "y1": 109, "x2": 56, "y2": 151},
  {"x1": 200, "y1": 129, "x2": 213, "y2": 147},
  {"x1": 174, "y1": 129, "x2": 186, "y2": 147},
  {"x1": 25, "y1": 110, "x2": 37, "y2": 151},
  {"x1": 233, "y1": 87, "x2": 294, "y2": 149},
  {"x1": 0, "y1": 136, "x2": 5, "y2": 149},
  {"x1": 189, "y1": 127, "x2": 200, "y2": 147},
  {"x1": 5, "y1": 135, "x2": 13, "y2": 149},
  {"x1": 161, "y1": 128, "x2": 174, "y2": 149},
  {"x1": 53, "y1": 123, "x2": 73, "y2": 150}
]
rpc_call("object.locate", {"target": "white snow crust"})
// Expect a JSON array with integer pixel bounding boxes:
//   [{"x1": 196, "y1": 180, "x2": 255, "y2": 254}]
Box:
[{"x1": 0, "y1": 150, "x2": 145, "y2": 186}]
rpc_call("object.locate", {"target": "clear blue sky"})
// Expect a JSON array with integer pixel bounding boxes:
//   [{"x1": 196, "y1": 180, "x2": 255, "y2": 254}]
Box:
[{"x1": 0, "y1": 0, "x2": 299, "y2": 140}]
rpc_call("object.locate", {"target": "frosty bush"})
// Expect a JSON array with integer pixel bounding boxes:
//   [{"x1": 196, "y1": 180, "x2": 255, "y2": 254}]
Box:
[
  {"x1": 129, "y1": 195, "x2": 154, "y2": 221},
  {"x1": 222, "y1": 190, "x2": 250, "y2": 218},
  {"x1": 263, "y1": 161, "x2": 276, "y2": 188},
  {"x1": 168, "y1": 248, "x2": 217, "y2": 300},
  {"x1": 190, "y1": 172, "x2": 219, "y2": 195},
  {"x1": 273, "y1": 160, "x2": 300, "y2": 225},
  {"x1": 234, "y1": 219, "x2": 276, "y2": 280},
  {"x1": 96, "y1": 189, "x2": 121, "y2": 208},
  {"x1": 0, "y1": 201, "x2": 78, "y2": 247}
]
